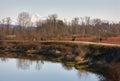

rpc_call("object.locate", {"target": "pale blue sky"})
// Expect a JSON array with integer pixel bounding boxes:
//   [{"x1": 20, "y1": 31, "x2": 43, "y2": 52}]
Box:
[{"x1": 0, "y1": 0, "x2": 120, "y2": 22}]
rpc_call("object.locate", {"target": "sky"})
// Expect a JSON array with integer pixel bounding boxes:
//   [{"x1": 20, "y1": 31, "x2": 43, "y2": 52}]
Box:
[{"x1": 0, "y1": 0, "x2": 120, "y2": 22}]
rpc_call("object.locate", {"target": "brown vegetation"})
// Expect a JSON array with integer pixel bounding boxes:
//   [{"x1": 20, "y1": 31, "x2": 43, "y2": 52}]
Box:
[
  {"x1": 0, "y1": 41, "x2": 120, "y2": 81},
  {"x1": 106, "y1": 63, "x2": 120, "y2": 81},
  {"x1": 0, "y1": 41, "x2": 120, "y2": 64},
  {"x1": 0, "y1": 12, "x2": 120, "y2": 44}
]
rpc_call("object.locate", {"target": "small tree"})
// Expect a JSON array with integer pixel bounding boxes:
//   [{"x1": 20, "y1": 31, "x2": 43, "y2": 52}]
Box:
[
  {"x1": 5, "y1": 17, "x2": 11, "y2": 35},
  {"x1": 18, "y1": 12, "x2": 31, "y2": 27}
]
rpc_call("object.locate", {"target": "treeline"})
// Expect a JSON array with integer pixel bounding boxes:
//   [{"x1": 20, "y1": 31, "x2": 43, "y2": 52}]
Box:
[{"x1": 0, "y1": 12, "x2": 120, "y2": 40}]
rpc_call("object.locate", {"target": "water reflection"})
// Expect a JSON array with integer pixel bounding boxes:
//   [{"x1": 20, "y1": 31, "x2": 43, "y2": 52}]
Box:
[
  {"x1": 0, "y1": 57, "x2": 8, "y2": 62},
  {"x1": 0, "y1": 57, "x2": 101, "y2": 81},
  {"x1": 17, "y1": 59, "x2": 44, "y2": 70},
  {"x1": 35, "y1": 60, "x2": 44, "y2": 70},
  {"x1": 17, "y1": 59, "x2": 33, "y2": 70},
  {"x1": 61, "y1": 62, "x2": 73, "y2": 70},
  {"x1": 78, "y1": 70, "x2": 89, "y2": 78},
  {"x1": 98, "y1": 76, "x2": 108, "y2": 81},
  {"x1": 16, "y1": 59, "x2": 75, "y2": 71}
]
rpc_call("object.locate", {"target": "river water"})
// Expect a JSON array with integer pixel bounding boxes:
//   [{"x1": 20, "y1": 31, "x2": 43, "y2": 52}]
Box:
[{"x1": 0, "y1": 57, "x2": 102, "y2": 81}]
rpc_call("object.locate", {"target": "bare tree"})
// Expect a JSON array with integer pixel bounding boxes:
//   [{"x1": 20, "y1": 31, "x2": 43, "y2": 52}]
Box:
[
  {"x1": 18, "y1": 12, "x2": 31, "y2": 27},
  {"x1": 92, "y1": 18, "x2": 102, "y2": 26},
  {"x1": 84, "y1": 16, "x2": 90, "y2": 26},
  {"x1": 1, "y1": 12, "x2": 120, "y2": 40},
  {"x1": 0, "y1": 18, "x2": 5, "y2": 33},
  {"x1": 17, "y1": 12, "x2": 32, "y2": 39},
  {"x1": 71, "y1": 17, "x2": 79, "y2": 34},
  {"x1": 48, "y1": 14, "x2": 58, "y2": 35},
  {"x1": 5, "y1": 17, "x2": 11, "y2": 35}
]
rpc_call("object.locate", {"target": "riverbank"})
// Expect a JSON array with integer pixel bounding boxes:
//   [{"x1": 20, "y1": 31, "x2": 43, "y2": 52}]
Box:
[
  {"x1": 0, "y1": 41, "x2": 120, "y2": 62},
  {"x1": 0, "y1": 41, "x2": 120, "y2": 81}
]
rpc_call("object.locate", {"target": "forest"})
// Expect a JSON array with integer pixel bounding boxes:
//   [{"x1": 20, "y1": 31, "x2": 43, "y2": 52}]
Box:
[{"x1": 0, "y1": 12, "x2": 120, "y2": 41}]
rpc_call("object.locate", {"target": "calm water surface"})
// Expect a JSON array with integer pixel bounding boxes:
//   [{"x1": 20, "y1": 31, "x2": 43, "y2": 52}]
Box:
[{"x1": 0, "y1": 57, "x2": 101, "y2": 81}]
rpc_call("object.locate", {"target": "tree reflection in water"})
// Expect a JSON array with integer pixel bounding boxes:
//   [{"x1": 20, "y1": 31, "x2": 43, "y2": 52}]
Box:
[
  {"x1": 77, "y1": 70, "x2": 89, "y2": 78},
  {"x1": 61, "y1": 62, "x2": 120, "y2": 81},
  {"x1": 36, "y1": 60, "x2": 44, "y2": 70},
  {"x1": 0, "y1": 57, "x2": 120, "y2": 81},
  {"x1": 0, "y1": 57, "x2": 8, "y2": 62},
  {"x1": 77, "y1": 70, "x2": 106, "y2": 81},
  {"x1": 17, "y1": 59, "x2": 33, "y2": 70},
  {"x1": 16, "y1": 59, "x2": 44, "y2": 70},
  {"x1": 98, "y1": 76, "x2": 108, "y2": 81},
  {"x1": 61, "y1": 62, "x2": 73, "y2": 70}
]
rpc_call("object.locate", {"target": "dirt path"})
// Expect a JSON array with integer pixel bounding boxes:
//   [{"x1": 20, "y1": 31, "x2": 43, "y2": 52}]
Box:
[
  {"x1": 71, "y1": 41, "x2": 120, "y2": 47},
  {"x1": 41, "y1": 41, "x2": 120, "y2": 47},
  {"x1": 1, "y1": 40, "x2": 120, "y2": 47}
]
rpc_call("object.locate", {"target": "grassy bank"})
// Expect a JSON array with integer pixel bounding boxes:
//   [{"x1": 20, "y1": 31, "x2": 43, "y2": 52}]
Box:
[
  {"x1": 0, "y1": 41, "x2": 120, "y2": 80},
  {"x1": 0, "y1": 41, "x2": 120, "y2": 63}
]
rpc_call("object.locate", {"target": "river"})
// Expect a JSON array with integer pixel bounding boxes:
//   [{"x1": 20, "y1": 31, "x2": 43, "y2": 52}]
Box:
[{"x1": 0, "y1": 57, "x2": 104, "y2": 81}]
